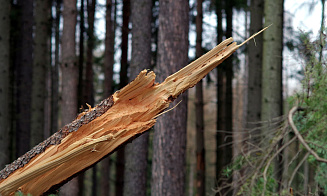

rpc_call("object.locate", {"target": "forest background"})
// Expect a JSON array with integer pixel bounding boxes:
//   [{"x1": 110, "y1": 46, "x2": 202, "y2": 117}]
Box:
[{"x1": 0, "y1": 0, "x2": 326, "y2": 195}]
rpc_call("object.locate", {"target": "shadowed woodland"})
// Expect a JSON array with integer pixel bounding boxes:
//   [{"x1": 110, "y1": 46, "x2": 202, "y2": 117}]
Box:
[{"x1": 0, "y1": 0, "x2": 326, "y2": 195}]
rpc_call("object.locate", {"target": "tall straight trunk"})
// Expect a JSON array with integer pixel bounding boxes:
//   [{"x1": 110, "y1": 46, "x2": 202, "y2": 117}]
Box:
[
  {"x1": 262, "y1": 0, "x2": 284, "y2": 192},
  {"x1": 15, "y1": 0, "x2": 33, "y2": 157},
  {"x1": 85, "y1": 0, "x2": 96, "y2": 106},
  {"x1": 195, "y1": 0, "x2": 205, "y2": 195},
  {"x1": 77, "y1": 0, "x2": 86, "y2": 193},
  {"x1": 151, "y1": 0, "x2": 189, "y2": 195},
  {"x1": 31, "y1": 0, "x2": 50, "y2": 147},
  {"x1": 103, "y1": 0, "x2": 115, "y2": 98},
  {"x1": 116, "y1": 1, "x2": 130, "y2": 196},
  {"x1": 60, "y1": 0, "x2": 79, "y2": 195},
  {"x1": 123, "y1": 0, "x2": 152, "y2": 195},
  {"x1": 220, "y1": 0, "x2": 234, "y2": 195},
  {"x1": 215, "y1": 0, "x2": 226, "y2": 184},
  {"x1": 101, "y1": 1, "x2": 115, "y2": 195},
  {"x1": 78, "y1": 0, "x2": 85, "y2": 109},
  {"x1": 86, "y1": 1, "x2": 97, "y2": 195},
  {"x1": 224, "y1": 0, "x2": 233, "y2": 166},
  {"x1": 247, "y1": 0, "x2": 263, "y2": 144},
  {"x1": 0, "y1": 0, "x2": 11, "y2": 169},
  {"x1": 119, "y1": 0, "x2": 130, "y2": 89},
  {"x1": 51, "y1": 0, "x2": 61, "y2": 134}
]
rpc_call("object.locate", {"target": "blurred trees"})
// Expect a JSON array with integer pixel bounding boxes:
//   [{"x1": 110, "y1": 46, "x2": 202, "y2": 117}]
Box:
[
  {"x1": 0, "y1": 0, "x2": 326, "y2": 195},
  {"x1": 0, "y1": 0, "x2": 11, "y2": 169},
  {"x1": 195, "y1": 0, "x2": 205, "y2": 195}
]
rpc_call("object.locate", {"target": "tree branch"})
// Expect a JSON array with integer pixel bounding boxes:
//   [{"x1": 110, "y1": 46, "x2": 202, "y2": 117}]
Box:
[{"x1": 288, "y1": 106, "x2": 327, "y2": 163}]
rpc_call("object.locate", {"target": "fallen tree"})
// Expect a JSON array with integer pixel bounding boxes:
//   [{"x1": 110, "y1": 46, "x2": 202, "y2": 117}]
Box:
[{"x1": 0, "y1": 28, "x2": 267, "y2": 196}]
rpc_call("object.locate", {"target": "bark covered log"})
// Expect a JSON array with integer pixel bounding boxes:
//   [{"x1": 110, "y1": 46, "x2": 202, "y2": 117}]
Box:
[{"x1": 0, "y1": 31, "x2": 265, "y2": 195}]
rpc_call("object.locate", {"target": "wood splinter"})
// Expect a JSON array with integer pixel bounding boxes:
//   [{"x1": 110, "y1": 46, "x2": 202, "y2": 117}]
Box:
[{"x1": 0, "y1": 27, "x2": 268, "y2": 196}]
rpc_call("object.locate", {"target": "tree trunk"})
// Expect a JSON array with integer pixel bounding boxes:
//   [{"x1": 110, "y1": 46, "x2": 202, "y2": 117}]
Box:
[
  {"x1": 123, "y1": 0, "x2": 152, "y2": 195},
  {"x1": 220, "y1": 1, "x2": 234, "y2": 195},
  {"x1": 31, "y1": 0, "x2": 50, "y2": 147},
  {"x1": 14, "y1": 0, "x2": 33, "y2": 158},
  {"x1": 60, "y1": 0, "x2": 79, "y2": 195},
  {"x1": 151, "y1": 0, "x2": 189, "y2": 195},
  {"x1": 0, "y1": 0, "x2": 11, "y2": 169},
  {"x1": 101, "y1": 1, "x2": 115, "y2": 195},
  {"x1": 51, "y1": 0, "x2": 61, "y2": 134},
  {"x1": 85, "y1": 0, "x2": 96, "y2": 107},
  {"x1": 262, "y1": 0, "x2": 284, "y2": 192},
  {"x1": 0, "y1": 34, "x2": 261, "y2": 196},
  {"x1": 86, "y1": 1, "x2": 97, "y2": 195},
  {"x1": 78, "y1": 0, "x2": 85, "y2": 109},
  {"x1": 116, "y1": 1, "x2": 130, "y2": 195},
  {"x1": 215, "y1": 0, "x2": 226, "y2": 184},
  {"x1": 247, "y1": 0, "x2": 263, "y2": 145},
  {"x1": 195, "y1": 0, "x2": 205, "y2": 195}
]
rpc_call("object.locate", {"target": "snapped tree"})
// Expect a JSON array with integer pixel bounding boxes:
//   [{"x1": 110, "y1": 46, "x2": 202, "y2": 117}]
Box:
[{"x1": 0, "y1": 29, "x2": 267, "y2": 196}]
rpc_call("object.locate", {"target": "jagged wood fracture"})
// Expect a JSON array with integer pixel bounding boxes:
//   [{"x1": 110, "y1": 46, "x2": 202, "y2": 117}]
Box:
[{"x1": 0, "y1": 28, "x2": 267, "y2": 195}]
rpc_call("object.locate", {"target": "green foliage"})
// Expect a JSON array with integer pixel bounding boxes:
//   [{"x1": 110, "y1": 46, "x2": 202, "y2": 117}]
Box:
[{"x1": 289, "y1": 29, "x2": 327, "y2": 193}]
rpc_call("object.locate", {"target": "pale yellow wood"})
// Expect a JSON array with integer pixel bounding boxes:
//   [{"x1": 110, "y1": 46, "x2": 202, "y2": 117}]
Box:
[{"x1": 0, "y1": 33, "x2": 264, "y2": 195}]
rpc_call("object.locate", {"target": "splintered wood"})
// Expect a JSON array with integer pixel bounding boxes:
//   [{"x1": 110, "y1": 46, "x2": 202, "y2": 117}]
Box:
[{"x1": 0, "y1": 28, "x2": 266, "y2": 195}]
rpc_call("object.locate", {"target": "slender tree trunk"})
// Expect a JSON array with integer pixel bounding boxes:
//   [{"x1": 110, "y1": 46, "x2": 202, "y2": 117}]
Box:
[
  {"x1": 221, "y1": 0, "x2": 234, "y2": 195},
  {"x1": 195, "y1": 0, "x2": 205, "y2": 195},
  {"x1": 51, "y1": 0, "x2": 61, "y2": 134},
  {"x1": 123, "y1": 0, "x2": 152, "y2": 195},
  {"x1": 86, "y1": 1, "x2": 97, "y2": 195},
  {"x1": 262, "y1": 0, "x2": 284, "y2": 192},
  {"x1": 31, "y1": 0, "x2": 50, "y2": 147},
  {"x1": 116, "y1": 1, "x2": 130, "y2": 195},
  {"x1": 60, "y1": 0, "x2": 79, "y2": 195},
  {"x1": 101, "y1": 1, "x2": 115, "y2": 195},
  {"x1": 103, "y1": 0, "x2": 115, "y2": 98},
  {"x1": 119, "y1": 0, "x2": 130, "y2": 89},
  {"x1": 247, "y1": 0, "x2": 263, "y2": 145},
  {"x1": 14, "y1": 0, "x2": 33, "y2": 157},
  {"x1": 215, "y1": 0, "x2": 226, "y2": 184},
  {"x1": 0, "y1": 0, "x2": 11, "y2": 169},
  {"x1": 85, "y1": 0, "x2": 96, "y2": 107},
  {"x1": 151, "y1": 0, "x2": 189, "y2": 195},
  {"x1": 78, "y1": 0, "x2": 85, "y2": 109}
]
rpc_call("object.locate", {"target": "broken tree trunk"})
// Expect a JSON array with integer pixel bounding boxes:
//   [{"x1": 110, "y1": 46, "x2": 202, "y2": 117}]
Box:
[{"x1": 0, "y1": 30, "x2": 266, "y2": 195}]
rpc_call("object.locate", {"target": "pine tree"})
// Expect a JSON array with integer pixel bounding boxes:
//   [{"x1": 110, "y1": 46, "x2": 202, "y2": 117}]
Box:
[{"x1": 151, "y1": 0, "x2": 189, "y2": 195}]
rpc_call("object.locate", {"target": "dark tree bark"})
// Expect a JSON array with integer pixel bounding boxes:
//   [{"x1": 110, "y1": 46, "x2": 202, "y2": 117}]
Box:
[
  {"x1": 195, "y1": 0, "x2": 205, "y2": 195},
  {"x1": 116, "y1": 1, "x2": 130, "y2": 195},
  {"x1": 85, "y1": 0, "x2": 96, "y2": 107},
  {"x1": 215, "y1": 0, "x2": 225, "y2": 184},
  {"x1": 51, "y1": 0, "x2": 61, "y2": 135},
  {"x1": 60, "y1": 0, "x2": 79, "y2": 195},
  {"x1": 77, "y1": 0, "x2": 86, "y2": 193},
  {"x1": 14, "y1": 0, "x2": 34, "y2": 157},
  {"x1": 224, "y1": 0, "x2": 233, "y2": 167},
  {"x1": 103, "y1": 0, "x2": 115, "y2": 98},
  {"x1": 247, "y1": 0, "x2": 263, "y2": 145},
  {"x1": 151, "y1": 0, "x2": 189, "y2": 195},
  {"x1": 101, "y1": 1, "x2": 115, "y2": 195},
  {"x1": 119, "y1": 0, "x2": 130, "y2": 89},
  {"x1": 31, "y1": 0, "x2": 50, "y2": 147},
  {"x1": 123, "y1": 0, "x2": 152, "y2": 195},
  {"x1": 86, "y1": 1, "x2": 97, "y2": 195},
  {"x1": 0, "y1": 0, "x2": 11, "y2": 169},
  {"x1": 78, "y1": 0, "x2": 85, "y2": 109}
]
